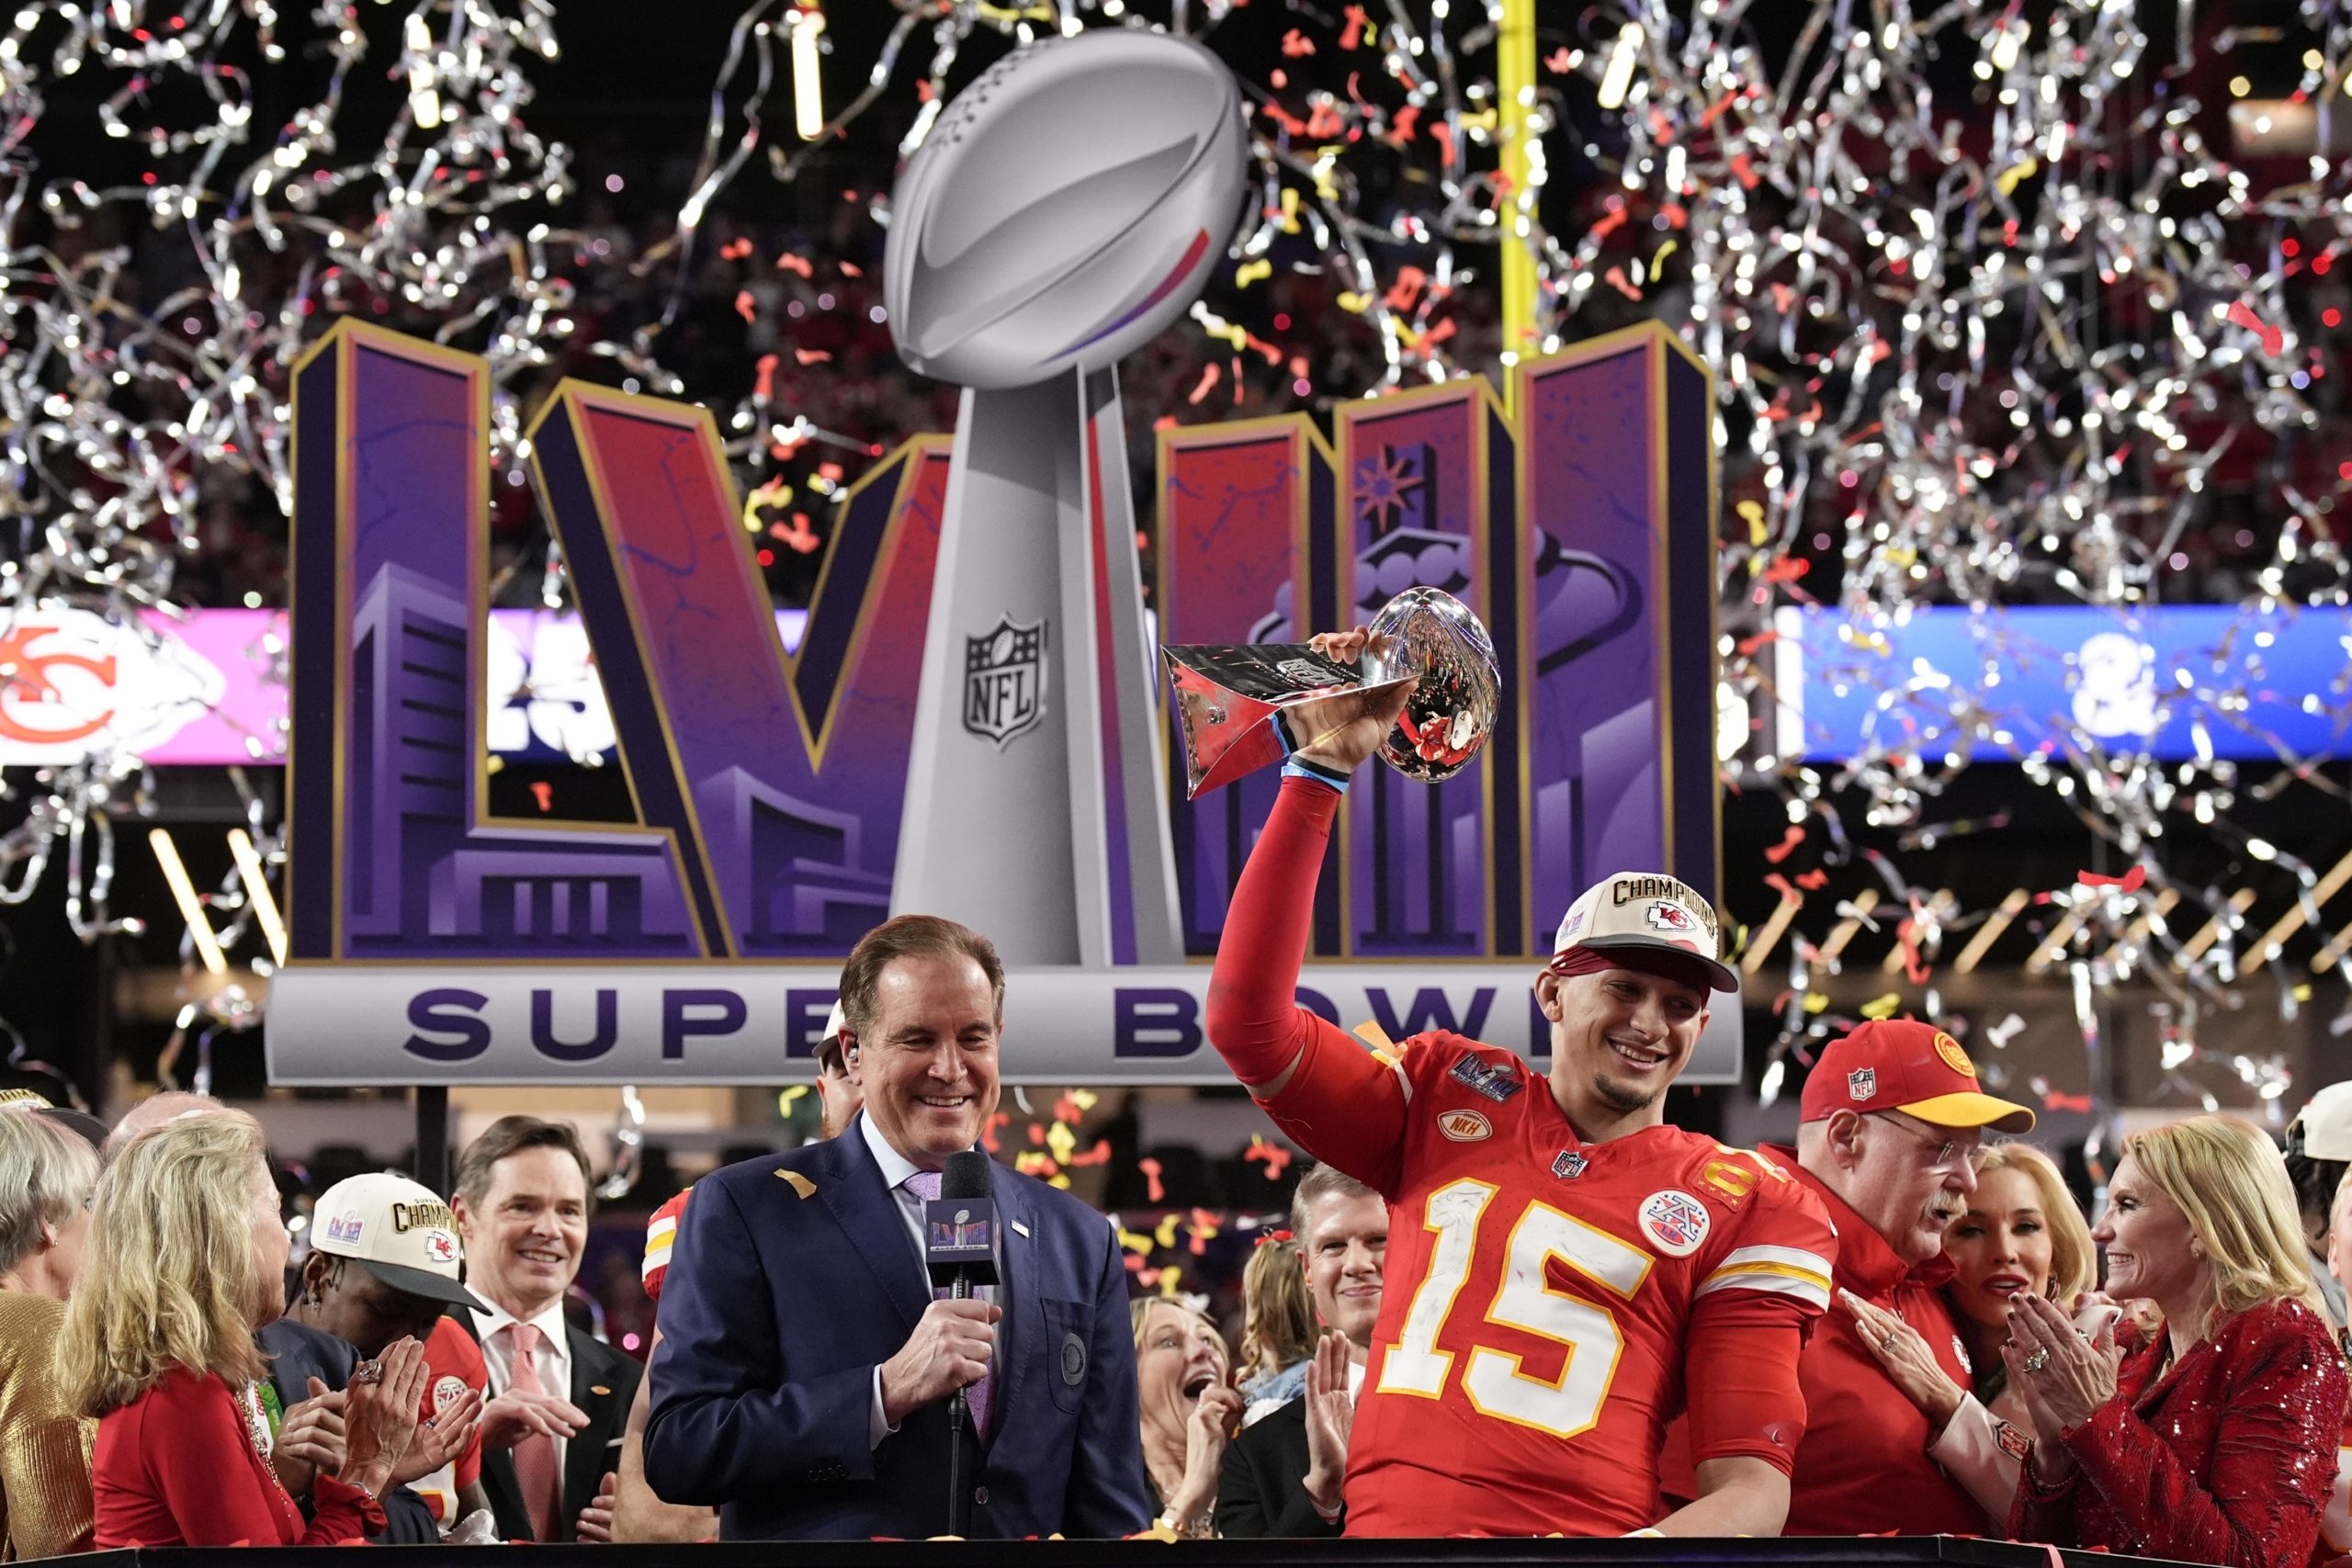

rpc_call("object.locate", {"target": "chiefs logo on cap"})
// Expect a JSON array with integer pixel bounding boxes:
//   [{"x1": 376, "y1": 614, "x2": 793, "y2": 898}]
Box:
[
  {"x1": 1645, "y1": 899, "x2": 1698, "y2": 934},
  {"x1": 1932, "y1": 1032, "x2": 1974, "y2": 1078},
  {"x1": 421, "y1": 1229, "x2": 458, "y2": 1266}
]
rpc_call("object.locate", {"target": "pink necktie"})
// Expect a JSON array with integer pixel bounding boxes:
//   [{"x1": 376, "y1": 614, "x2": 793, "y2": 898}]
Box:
[
  {"x1": 904, "y1": 1169, "x2": 993, "y2": 1438},
  {"x1": 503, "y1": 1321, "x2": 561, "y2": 1540}
]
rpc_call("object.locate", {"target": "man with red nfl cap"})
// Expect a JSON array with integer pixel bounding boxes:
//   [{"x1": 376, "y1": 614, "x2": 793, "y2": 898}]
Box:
[
  {"x1": 1204, "y1": 642, "x2": 1837, "y2": 1538},
  {"x1": 1774, "y1": 1020, "x2": 2035, "y2": 1534}
]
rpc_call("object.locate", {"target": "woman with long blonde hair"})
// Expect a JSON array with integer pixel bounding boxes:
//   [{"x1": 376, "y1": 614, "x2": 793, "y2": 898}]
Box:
[
  {"x1": 2006, "y1": 1115, "x2": 2347, "y2": 1566},
  {"x1": 1234, "y1": 1235, "x2": 1316, "y2": 1414},
  {"x1": 62, "y1": 1111, "x2": 434, "y2": 1547}
]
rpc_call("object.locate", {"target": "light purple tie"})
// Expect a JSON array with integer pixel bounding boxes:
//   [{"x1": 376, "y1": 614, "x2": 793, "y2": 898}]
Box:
[{"x1": 905, "y1": 1168, "x2": 994, "y2": 1438}]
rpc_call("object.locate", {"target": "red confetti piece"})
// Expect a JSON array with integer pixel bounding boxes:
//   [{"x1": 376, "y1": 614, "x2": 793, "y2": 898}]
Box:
[
  {"x1": 529, "y1": 781, "x2": 553, "y2": 813},
  {"x1": 1795, "y1": 868, "x2": 1831, "y2": 890},
  {"x1": 1243, "y1": 1135, "x2": 1292, "y2": 1179},
  {"x1": 1389, "y1": 104, "x2": 1419, "y2": 145},
  {"x1": 733, "y1": 290, "x2": 757, "y2": 324},
  {"x1": 2075, "y1": 864, "x2": 2147, "y2": 893},
  {"x1": 1763, "y1": 825, "x2": 1805, "y2": 864},
  {"x1": 2041, "y1": 1091, "x2": 2094, "y2": 1113},
  {"x1": 1383, "y1": 265, "x2": 1427, "y2": 312},
  {"x1": 775, "y1": 252, "x2": 814, "y2": 278},
  {"x1": 1603, "y1": 265, "x2": 1642, "y2": 301},
  {"x1": 1340, "y1": 5, "x2": 1370, "y2": 49},
  {"x1": 1281, "y1": 28, "x2": 1315, "y2": 56},
  {"x1": 1188, "y1": 363, "x2": 1219, "y2": 405},
  {"x1": 2226, "y1": 300, "x2": 2284, "y2": 356},
  {"x1": 752, "y1": 353, "x2": 777, "y2": 402},
  {"x1": 1139, "y1": 1157, "x2": 1165, "y2": 1204},
  {"x1": 719, "y1": 238, "x2": 753, "y2": 261},
  {"x1": 1430, "y1": 121, "x2": 1456, "y2": 168},
  {"x1": 1544, "y1": 46, "x2": 1573, "y2": 71},
  {"x1": 794, "y1": 349, "x2": 832, "y2": 366}
]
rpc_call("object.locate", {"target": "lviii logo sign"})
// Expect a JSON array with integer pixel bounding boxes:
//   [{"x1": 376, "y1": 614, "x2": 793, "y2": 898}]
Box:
[{"x1": 266, "y1": 321, "x2": 1731, "y2": 1086}]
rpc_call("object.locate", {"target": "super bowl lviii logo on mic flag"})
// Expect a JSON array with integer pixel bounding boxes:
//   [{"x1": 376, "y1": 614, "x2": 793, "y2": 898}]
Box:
[{"x1": 265, "y1": 32, "x2": 1725, "y2": 1088}]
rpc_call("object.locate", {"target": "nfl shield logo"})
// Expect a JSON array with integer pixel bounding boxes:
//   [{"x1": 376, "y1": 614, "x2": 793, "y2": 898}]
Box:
[
  {"x1": 1848, "y1": 1066, "x2": 1877, "y2": 1101},
  {"x1": 963, "y1": 615, "x2": 1048, "y2": 748},
  {"x1": 1552, "y1": 1149, "x2": 1589, "y2": 1181}
]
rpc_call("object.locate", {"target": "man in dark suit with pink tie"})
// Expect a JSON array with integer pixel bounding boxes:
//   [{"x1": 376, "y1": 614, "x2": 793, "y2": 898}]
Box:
[{"x1": 644, "y1": 915, "x2": 1148, "y2": 1540}]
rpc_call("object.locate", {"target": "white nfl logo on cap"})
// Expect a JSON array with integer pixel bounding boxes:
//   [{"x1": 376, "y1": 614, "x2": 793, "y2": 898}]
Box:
[{"x1": 1849, "y1": 1067, "x2": 1877, "y2": 1100}]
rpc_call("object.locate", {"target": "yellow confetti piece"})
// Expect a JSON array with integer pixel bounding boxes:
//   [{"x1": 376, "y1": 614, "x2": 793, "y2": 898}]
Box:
[
  {"x1": 1337, "y1": 290, "x2": 1373, "y2": 312},
  {"x1": 2295, "y1": 983, "x2": 2314, "y2": 1002},
  {"x1": 1736, "y1": 499, "x2": 1767, "y2": 547},
  {"x1": 1804, "y1": 991, "x2": 1830, "y2": 1014},
  {"x1": 1046, "y1": 1121, "x2": 1078, "y2": 1164},
  {"x1": 1652, "y1": 239, "x2": 1678, "y2": 271},
  {"x1": 775, "y1": 1169, "x2": 817, "y2": 1199},
  {"x1": 1995, "y1": 156, "x2": 2040, "y2": 197},
  {"x1": 1279, "y1": 187, "x2": 1302, "y2": 235},
  {"x1": 1353, "y1": 1020, "x2": 1396, "y2": 1052},
  {"x1": 1050, "y1": 1173, "x2": 1071, "y2": 1190},
  {"x1": 1860, "y1": 993, "x2": 1903, "y2": 1020},
  {"x1": 776, "y1": 1084, "x2": 808, "y2": 1115},
  {"x1": 1158, "y1": 1264, "x2": 1183, "y2": 1298},
  {"x1": 1069, "y1": 1088, "x2": 1100, "y2": 1112},
  {"x1": 1120, "y1": 1228, "x2": 1156, "y2": 1256},
  {"x1": 1234, "y1": 258, "x2": 1272, "y2": 288},
  {"x1": 1155, "y1": 1213, "x2": 1182, "y2": 1248},
  {"x1": 485, "y1": 754, "x2": 504, "y2": 775}
]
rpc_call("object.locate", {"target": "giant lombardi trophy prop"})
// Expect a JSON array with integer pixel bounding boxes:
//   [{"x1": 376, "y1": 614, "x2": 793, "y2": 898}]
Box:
[{"x1": 882, "y1": 31, "x2": 1247, "y2": 963}]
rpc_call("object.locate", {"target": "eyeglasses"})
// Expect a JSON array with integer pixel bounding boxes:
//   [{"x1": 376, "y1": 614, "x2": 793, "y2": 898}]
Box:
[{"x1": 1871, "y1": 1114, "x2": 1990, "y2": 1176}]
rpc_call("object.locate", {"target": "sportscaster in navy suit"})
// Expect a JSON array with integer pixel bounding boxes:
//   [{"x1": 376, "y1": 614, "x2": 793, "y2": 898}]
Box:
[{"x1": 643, "y1": 915, "x2": 1149, "y2": 1540}]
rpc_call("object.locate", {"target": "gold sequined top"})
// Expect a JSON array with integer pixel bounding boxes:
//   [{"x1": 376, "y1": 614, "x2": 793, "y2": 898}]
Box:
[{"x1": 0, "y1": 1291, "x2": 94, "y2": 1559}]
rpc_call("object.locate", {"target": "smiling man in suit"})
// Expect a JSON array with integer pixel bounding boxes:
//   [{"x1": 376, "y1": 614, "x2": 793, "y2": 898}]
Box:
[
  {"x1": 644, "y1": 915, "x2": 1149, "y2": 1540},
  {"x1": 448, "y1": 1117, "x2": 640, "y2": 1543}
]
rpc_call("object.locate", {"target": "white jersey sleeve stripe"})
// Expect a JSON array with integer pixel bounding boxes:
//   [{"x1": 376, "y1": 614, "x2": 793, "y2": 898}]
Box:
[
  {"x1": 1692, "y1": 1268, "x2": 1832, "y2": 1310},
  {"x1": 1711, "y1": 1244, "x2": 1833, "y2": 1276}
]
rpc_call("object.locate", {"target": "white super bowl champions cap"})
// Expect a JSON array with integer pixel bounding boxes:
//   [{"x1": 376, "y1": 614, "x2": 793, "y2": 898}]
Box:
[
  {"x1": 1550, "y1": 872, "x2": 1739, "y2": 993},
  {"x1": 311, "y1": 1171, "x2": 488, "y2": 1312}
]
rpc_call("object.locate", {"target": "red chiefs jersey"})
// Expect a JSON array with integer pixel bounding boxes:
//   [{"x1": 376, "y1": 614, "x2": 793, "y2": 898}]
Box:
[
  {"x1": 418, "y1": 1314, "x2": 490, "y2": 1515},
  {"x1": 1342, "y1": 1033, "x2": 1836, "y2": 1538}
]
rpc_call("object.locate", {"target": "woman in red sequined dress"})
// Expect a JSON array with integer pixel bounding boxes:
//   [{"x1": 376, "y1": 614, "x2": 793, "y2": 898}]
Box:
[{"x1": 2005, "y1": 1115, "x2": 2347, "y2": 1568}]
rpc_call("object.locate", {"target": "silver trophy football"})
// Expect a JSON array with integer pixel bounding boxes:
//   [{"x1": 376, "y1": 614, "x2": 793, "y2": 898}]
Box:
[{"x1": 1162, "y1": 587, "x2": 1501, "y2": 796}]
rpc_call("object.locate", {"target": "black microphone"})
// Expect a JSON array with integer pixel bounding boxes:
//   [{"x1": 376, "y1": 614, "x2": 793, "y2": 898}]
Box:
[{"x1": 923, "y1": 1150, "x2": 997, "y2": 1536}]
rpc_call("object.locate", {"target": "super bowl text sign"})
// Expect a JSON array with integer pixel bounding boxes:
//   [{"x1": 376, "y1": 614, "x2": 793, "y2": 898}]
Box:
[{"x1": 266, "y1": 321, "x2": 1728, "y2": 1085}]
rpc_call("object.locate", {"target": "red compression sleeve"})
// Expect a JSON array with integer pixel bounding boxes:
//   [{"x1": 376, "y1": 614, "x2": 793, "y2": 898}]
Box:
[
  {"x1": 1684, "y1": 1305, "x2": 1809, "y2": 1475},
  {"x1": 1204, "y1": 776, "x2": 1344, "y2": 1085},
  {"x1": 1205, "y1": 777, "x2": 1407, "y2": 1191}
]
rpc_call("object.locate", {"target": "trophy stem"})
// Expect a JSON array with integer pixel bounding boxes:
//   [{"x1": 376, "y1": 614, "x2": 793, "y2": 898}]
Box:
[{"x1": 892, "y1": 368, "x2": 1182, "y2": 965}]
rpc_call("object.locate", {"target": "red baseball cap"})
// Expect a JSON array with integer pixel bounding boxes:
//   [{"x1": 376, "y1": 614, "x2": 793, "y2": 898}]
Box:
[{"x1": 1799, "y1": 1020, "x2": 2036, "y2": 1133}]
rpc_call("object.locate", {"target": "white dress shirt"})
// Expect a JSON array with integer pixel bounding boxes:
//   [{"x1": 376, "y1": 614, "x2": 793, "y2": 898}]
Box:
[
  {"x1": 471, "y1": 1296, "x2": 575, "y2": 1485},
  {"x1": 858, "y1": 1112, "x2": 1001, "y2": 1447}
]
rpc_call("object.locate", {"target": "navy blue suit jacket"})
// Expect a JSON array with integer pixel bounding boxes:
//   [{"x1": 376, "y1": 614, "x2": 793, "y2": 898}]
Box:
[{"x1": 642, "y1": 1117, "x2": 1148, "y2": 1540}]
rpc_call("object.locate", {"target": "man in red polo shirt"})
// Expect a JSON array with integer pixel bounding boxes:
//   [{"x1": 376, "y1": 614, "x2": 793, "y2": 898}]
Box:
[{"x1": 1775, "y1": 1021, "x2": 2036, "y2": 1535}]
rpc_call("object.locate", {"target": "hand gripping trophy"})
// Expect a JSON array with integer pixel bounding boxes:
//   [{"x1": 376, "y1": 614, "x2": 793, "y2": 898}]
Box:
[
  {"x1": 1163, "y1": 587, "x2": 1502, "y2": 796},
  {"x1": 880, "y1": 30, "x2": 1247, "y2": 964}
]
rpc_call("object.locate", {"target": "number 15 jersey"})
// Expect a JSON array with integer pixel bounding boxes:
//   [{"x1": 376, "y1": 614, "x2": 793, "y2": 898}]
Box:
[{"x1": 1341, "y1": 1032, "x2": 1837, "y2": 1538}]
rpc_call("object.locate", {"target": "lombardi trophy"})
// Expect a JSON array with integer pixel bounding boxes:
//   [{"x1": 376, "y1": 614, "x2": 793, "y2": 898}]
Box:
[{"x1": 881, "y1": 29, "x2": 1248, "y2": 963}]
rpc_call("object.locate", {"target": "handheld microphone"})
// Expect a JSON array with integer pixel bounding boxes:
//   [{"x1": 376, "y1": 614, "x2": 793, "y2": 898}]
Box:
[{"x1": 924, "y1": 1150, "x2": 997, "y2": 1537}]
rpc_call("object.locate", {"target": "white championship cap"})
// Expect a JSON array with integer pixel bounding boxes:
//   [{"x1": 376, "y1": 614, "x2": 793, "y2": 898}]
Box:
[
  {"x1": 1550, "y1": 871, "x2": 1738, "y2": 993},
  {"x1": 311, "y1": 1171, "x2": 486, "y2": 1312},
  {"x1": 2292, "y1": 1081, "x2": 2352, "y2": 1163}
]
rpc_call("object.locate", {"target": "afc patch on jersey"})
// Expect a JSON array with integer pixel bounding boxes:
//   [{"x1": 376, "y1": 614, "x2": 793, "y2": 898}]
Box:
[
  {"x1": 1450, "y1": 1055, "x2": 1524, "y2": 1103},
  {"x1": 1638, "y1": 1189, "x2": 1712, "y2": 1257},
  {"x1": 432, "y1": 1374, "x2": 469, "y2": 1414}
]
